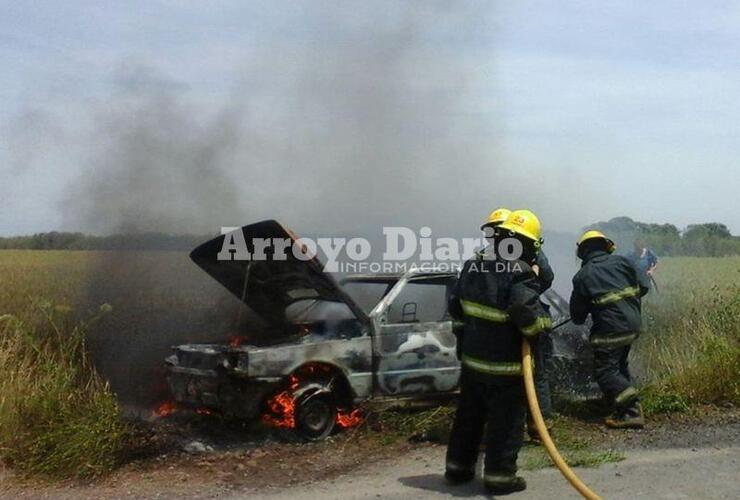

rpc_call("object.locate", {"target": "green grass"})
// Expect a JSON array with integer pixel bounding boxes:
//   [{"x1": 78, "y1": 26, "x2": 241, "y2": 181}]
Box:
[
  {"x1": 520, "y1": 416, "x2": 624, "y2": 470},
  {"x1": 0, "y1": 303, "x2": 126, "y2": 479},
  {"x1": 639, "y1": 388, "x2": 690, "y2": 415},
  {"x1": 521, "y1": 448, "x2": 624, "y2": 470}
]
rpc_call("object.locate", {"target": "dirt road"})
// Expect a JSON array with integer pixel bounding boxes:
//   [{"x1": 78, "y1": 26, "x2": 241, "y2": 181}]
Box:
[
  {"x1": 242, "y1": 444, "x2": 740, "y2": 499},
  {"x1": 2, "y1": 410, "x2": 738, "y2": 499}
]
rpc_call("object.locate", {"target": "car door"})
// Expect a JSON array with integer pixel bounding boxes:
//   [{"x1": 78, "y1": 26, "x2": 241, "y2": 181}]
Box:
[{"x1": 372, "y1": 274, "x2": 460, "y2": 396}]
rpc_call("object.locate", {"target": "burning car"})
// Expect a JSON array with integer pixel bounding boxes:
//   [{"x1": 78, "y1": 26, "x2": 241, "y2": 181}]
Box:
[{"x1": 165, "y1": 220, "x2": 596, "y2": 439}]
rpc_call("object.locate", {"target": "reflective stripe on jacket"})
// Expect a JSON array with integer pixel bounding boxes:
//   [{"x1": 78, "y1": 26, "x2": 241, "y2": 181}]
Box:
[
  {"x1": 461, "y1": 354, "x2": 524, "y2": 376},
  {"x1": 590, "y1": 331, "x2": 639, "y2": 347},
  {"x1": 570, "y1": 250, "x2": 649, "y2": 341},
  {"x1": 592, "y1": 285, "x2": 642, "y2": 306},
  {"x1": 448, "y1": 250, "x2": 550, "y2": 376},
  {"x1": 460, "y1": 300, "x2": 509, "y2": 323}
]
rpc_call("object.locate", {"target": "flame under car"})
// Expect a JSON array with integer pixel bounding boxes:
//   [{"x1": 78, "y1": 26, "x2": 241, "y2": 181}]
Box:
[{"x1": 165, "y1": 220, "x2": 597, "y2": 440}]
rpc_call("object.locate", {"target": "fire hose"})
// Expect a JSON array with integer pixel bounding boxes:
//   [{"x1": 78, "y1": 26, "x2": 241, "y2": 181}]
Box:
[{"x1": 522, "y1": 337, "x2": 602, "y2": 500}]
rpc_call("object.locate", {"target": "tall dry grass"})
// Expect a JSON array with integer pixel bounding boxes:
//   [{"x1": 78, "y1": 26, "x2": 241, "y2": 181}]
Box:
[
  {"x1": 0, "y1": 249, "x2": 230, "y2": 479},
  {"x1": 637, "y1": 257, "x2": 740, "y2": 411}
]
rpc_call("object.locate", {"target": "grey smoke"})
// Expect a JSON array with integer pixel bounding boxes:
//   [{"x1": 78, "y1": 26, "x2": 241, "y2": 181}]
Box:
[
  {"x1": 50, "y1": 2, "x2": 584, "y2": 407},
  {"x1": 64, "y1": 65, "x2": 244, "y2": 235},
  {"x1": 63, "y1": 1, "x2": 504, "y2": 237}
]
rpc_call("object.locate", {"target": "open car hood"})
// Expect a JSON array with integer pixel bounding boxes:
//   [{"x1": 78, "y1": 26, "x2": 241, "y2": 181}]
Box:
[{"x1": 190, "y1": 220, "x2": 367, "y2": 326}]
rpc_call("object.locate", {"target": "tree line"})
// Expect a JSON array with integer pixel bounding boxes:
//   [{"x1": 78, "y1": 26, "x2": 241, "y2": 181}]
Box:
[
  {"x1": 588, "y1": 217, "x2": 740, "y2": 257},
  {"x1": 0, "y1": 231, "x2": 207, "y2": 251},
  {"x1": 0, "y1": 218, "x2": 738, "y2": 256}
]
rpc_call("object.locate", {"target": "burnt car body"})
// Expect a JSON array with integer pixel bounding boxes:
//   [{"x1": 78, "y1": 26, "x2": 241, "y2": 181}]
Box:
[{"x1": 166, "y1": 220, "x2": 596, "y2": 438}]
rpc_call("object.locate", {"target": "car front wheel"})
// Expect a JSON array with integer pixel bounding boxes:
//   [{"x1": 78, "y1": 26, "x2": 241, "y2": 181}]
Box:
[{"x1": 295, "y1": 392, "x2": 337, "y2": 440}]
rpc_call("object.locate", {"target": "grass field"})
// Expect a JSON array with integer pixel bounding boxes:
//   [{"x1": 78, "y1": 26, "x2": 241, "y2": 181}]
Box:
[
  {"x1": 636, "y1": 256, "x2": 740, "y2": 411},
  {"x1": 0, "y1": 250, "x2": 235, "y2": 478},
  {"x1": 0, "y1": 250, "x2": 737, "y2": 478}
]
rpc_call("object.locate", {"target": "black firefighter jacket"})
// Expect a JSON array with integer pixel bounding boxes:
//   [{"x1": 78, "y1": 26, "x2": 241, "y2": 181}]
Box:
[
  {"x1": 535, "y1": 250, "x2": 554, "y2": 293},
  {"x1": 449, "y1": 250, "x2": 552, "y2": 377},
  {"x1": 570, "y1": 250, "x2": 650, "y2": 347}
]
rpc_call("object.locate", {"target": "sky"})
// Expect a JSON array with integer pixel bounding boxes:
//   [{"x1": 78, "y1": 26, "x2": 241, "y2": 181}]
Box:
[{"x1": 1, "y1": 0, "x2": 739, "y2": 237}]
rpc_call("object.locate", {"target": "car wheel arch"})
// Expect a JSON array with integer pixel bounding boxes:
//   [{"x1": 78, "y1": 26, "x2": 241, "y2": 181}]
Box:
[{"x1": 288, "y1": 362, "x2": 355, "y2": 407}]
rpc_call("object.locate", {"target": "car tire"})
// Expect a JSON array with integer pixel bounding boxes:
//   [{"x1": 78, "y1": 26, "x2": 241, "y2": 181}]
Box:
[{"x1": 295, "y1": 392, "x2": 337, "y2": 441}]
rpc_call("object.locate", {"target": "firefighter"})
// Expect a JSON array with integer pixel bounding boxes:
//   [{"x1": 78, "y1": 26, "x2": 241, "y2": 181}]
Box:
[
  {"x1": 481, "y1": 208, "x2": 555, "y2": 437},
  {"x1": 570, "y1": 230, "x2": 650, "y2": 429},
  {"x1": 446, "y1": 209, "x2": 552, "y2": 495}
]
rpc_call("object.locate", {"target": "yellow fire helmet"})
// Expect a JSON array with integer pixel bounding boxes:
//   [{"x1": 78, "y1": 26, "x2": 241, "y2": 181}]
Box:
[
  {"x1": 498, "y1": 209, "x2": 543, "y2": 247},
  {"x1": 577, "y1": 230, "x2": 616, "y2": 253},
  {"x1": 480, "y1": 207, "x2": 512, "y2": 230}
]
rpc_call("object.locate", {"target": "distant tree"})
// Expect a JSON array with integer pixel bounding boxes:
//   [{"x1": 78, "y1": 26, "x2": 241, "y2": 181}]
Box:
[
  {"x1": 683, "y1": 223, "x2": 732, "y2": 240},
  {"x1": 602, "y1": 216, "x2": 638, "y2": 232}
]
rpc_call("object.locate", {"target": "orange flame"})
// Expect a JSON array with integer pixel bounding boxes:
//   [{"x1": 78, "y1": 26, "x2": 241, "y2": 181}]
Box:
[
  {"x1": 229, "y1": 335, "x2": 248, "y2": 347},
  {"x1": 262, "y1": 390, "x2": 297, "y2": 428},
  {"x1": 261, "y1": 374, "x2": 300, "y2": 428},
  {"x1": 261, "y1": 371, "x2": 363, "y2": 431},
  {"x1": 336, "y1": 408, "x2": 363, "y2": 428},
  {"x1": 153, "y1": 400, "x2": 178, "y2": 418}
]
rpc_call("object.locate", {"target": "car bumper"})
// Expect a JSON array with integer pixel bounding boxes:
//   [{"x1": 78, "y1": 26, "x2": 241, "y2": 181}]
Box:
[{"x1": 166, "y1": 364, "x2": 279, "y2": 419}]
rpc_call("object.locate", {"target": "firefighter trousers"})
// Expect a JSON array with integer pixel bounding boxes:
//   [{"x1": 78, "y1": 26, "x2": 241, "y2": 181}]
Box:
[
  {"x1": 446, "y1": 368, "x2": 526, "y2": 476},
  {"x1": 593, "y1": 343, "x2": 639, "y2": 411}
]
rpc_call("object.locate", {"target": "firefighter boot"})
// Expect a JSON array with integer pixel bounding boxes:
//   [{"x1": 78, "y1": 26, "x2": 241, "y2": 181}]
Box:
[
  {"x1": 483, "y1": 473, "x2": 527, "y2": 495},
  {"x1": 605, "y1": 403, "x2": 645, "y2": 429}
]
